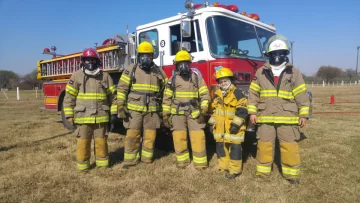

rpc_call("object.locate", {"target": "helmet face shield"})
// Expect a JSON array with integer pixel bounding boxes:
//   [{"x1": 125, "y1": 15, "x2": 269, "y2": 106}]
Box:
[
  {"x1": 139, "y1": 53, "x2": 153, "y2": 70},
  {"x1": 176, "y1": 61, "x2": 191, "y2": 76}
]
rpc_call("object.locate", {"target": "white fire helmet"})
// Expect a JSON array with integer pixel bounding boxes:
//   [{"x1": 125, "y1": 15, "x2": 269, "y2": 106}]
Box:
[{"x1": 265, "y1": 34, "x2": 290, "y2": 56}]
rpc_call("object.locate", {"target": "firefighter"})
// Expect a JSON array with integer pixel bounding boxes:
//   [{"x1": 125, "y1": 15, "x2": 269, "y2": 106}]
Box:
[
  {"x1": 117, "y1": 41, "x2": 167, "y2": 168},
  {"x1": 207, "y1": 67, "x2": 248, "y2": 179},
  {"x1": 162, "y1": 50, "x2": 210, "y2": 170},
  {"x1": 63, "y1": 48, "x2": 118, "y2": 171},
  {"x1": 247, "y1": 34, "x2": 310, "y2": 184}
]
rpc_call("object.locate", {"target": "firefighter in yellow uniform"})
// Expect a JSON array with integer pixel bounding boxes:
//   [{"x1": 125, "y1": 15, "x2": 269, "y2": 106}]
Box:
[
  {"x1": 162, "y1": 50, "x2": 210, "y2": 170},
  {"x1": 208, "y1": 67, "x2": 248, "y2": 179},
  {"x1": 117, "y1": 41, "x2": 167, "y2": 168},
  {"x1": 63, "y1": 48, "x2": 117, "y2": 171},
  {"x1": 247, "y1": 34, "x2": 310, "y2": 184}
]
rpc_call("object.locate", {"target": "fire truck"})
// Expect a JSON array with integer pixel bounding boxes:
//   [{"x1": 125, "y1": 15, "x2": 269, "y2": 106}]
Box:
[{"x1": 37, "y1": 1, "x2": 278, "y2": 131}]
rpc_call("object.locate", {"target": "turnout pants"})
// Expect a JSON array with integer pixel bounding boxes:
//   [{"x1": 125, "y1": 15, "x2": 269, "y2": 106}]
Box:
[
  {"x1": 75, "y1": 123, "x2": 109, "y2": 171},
  {"x1": 123, "y1": 111, "x2": 160, "y2": 165},
  {"x1": 256, "y1": 124, "x2": 301, "y2": 180},
  {"x1": 171, "y1": 114, "x2": 208, "y2": 169},
  {"x1": 215, "y1": 132, "x2": 244, "y2": 175}
]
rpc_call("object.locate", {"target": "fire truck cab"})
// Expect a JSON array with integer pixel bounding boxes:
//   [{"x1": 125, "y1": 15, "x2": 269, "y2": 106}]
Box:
[
  {"x1": 137, "y1": 1, "x2": 276, "y2": 95},
  {"x1": 37, "y1": 1, "x2": 279, "y2": 130}
]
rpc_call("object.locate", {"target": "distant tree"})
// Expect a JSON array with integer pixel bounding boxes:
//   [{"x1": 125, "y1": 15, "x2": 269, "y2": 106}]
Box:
[
  {"x1": 19, "y1": 69, "x2": 43, "y2": 90},
  {"x1": 345, "y1": 69, "x2": 356, "y2": 81},
  {"x1": 316, "y1": 66, "x2": 343, "y2": 83},
  {"x1": 0, "y1": 70, "x2": 19, "y2": 89}
]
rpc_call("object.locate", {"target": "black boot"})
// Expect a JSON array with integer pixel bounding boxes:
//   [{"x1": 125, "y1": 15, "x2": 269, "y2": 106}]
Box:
[
  {"x1": 225, "y1": 173, "x2": 238, "y2": 179},
  {"x1": 288, "y1": 179, "x2": 300, "y2": 185}
]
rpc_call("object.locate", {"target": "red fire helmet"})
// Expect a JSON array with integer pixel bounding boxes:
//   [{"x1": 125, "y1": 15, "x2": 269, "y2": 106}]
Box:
[{"x1": 81, "y1": 48, "x2": 101, "y2": 64}]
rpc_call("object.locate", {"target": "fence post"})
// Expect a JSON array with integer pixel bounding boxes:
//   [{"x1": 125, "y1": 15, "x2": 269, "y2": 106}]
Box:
[{"x1": 17, "y1": 87, "x2": 20, "y2": 100}]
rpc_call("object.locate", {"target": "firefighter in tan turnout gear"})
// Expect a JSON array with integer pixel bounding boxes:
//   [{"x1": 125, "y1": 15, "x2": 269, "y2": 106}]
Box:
[
  {"x1": 247, "y1": 34, "x2": 310, "y2": 184},
  {"x1": 117, "y1": 41, "x2": 167, "y2": 168},
  {"x1": 208, "y1": 67, "x2": 248, "y2": 179},
  {"x1": 63, "y1": 48, "x2": 118, "y2": 171},
  {"x1": 162, "y1": 50, "x2": 210, "y2": 170}
]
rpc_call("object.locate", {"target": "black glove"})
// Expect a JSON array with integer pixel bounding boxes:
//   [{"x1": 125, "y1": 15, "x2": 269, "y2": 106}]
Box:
[
  {"x1": 162, "y1": 114, "x2": 172, "y2": 129},
  {"x1": 229, "y1": 124, "x2": 240, "y2": 134},
  {"x1": 110, "y1": 114, "x2": 120, "y2": 124},
  {"x1": 197, "y1": 113, "x2": 206, "y2": 124}
]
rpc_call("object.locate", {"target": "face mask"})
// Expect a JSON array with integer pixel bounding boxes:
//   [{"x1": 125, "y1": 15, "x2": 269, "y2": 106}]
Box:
[
  {"x1": 177, "y1": 62, "x2": 191, "y2": 76},
  {"x1": 269, "y1": 50, "x2": 287, "y2": 66},
  {"x1": 84, "y1": 63, "x2": 98, "y2": 71},
  {"x1": 218, "y1": 78, "x2": 231, "y2": 90},
  {"x1": 139, "y1": 54, "x2": 153, "y2": 70}
]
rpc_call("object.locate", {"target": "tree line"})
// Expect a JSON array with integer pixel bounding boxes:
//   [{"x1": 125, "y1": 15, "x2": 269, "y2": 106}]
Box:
[
  {"x1": 303, "y1": 66, "x2": 359, "y2": 84},
  {"x1": 0, "y1": 69, "x2": 43, "y2": 90}
]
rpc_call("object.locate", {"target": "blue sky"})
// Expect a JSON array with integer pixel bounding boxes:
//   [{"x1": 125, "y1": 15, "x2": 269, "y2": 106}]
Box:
[{"x1": 0, "y1": 0, "x2": 359, "y2": 76}]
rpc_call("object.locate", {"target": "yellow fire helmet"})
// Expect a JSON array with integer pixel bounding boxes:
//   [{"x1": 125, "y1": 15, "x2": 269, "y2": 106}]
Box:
[
  {"x1": 137, "y1": 41, "x2": 154, "y2": 54},
  {"x1": 215, "y1": 67, "x2": 234, "y2": 80},
  {"x1": 174, "y1": 50, "x2": 192, "y2": 63}
]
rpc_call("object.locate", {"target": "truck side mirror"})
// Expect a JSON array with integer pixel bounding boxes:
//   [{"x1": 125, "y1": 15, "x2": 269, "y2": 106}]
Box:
[{"x1": 181, "y1": 20, "x2": 191, "y2": 38}]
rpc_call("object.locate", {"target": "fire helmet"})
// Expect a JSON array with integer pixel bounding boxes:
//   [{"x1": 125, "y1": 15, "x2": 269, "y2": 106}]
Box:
[
  {"x1": 265, "y1": 34, "x2": 290, "y2": 66},
  {"x1": 137, "y1": 41, "x2": 154, "y2": 70},
  {"x1": 174, "y1": 50, "x2": 192, "y2": 76},
  {"x1": 81, "y1": 48, "x2": 101, "y2": 64},
  {"x1": 137, "y1": 41, "x2": 154, "y2": 54},
  {"x1": 215, "y1": 67, "x2": 234, "y2": 80},
  {"x1": 265, "y1": 34, "x2": 290, "y2": 56}
]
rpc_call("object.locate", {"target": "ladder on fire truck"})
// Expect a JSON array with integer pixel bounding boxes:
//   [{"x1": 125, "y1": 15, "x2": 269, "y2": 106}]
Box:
[{"x1": 37, "y1": 34, "x2": 136, "y2": 80}]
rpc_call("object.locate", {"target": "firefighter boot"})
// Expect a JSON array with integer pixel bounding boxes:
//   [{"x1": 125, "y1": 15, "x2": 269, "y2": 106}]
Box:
[
  {"x1": 280, "y1": 142, "x2": 301, "y2": 182},
  {"x1": 141, "y1": 129, "x2": 156, "y2": 164},
  {"x1": 190, "y1": 130, "x2": 208, "y2": 170},
  {"x1": 95, "y1": 137, "x2": 109, "y2": 168},
  {"x1": 123, "y1": 129, "x2": 141, "y2": 169},
  {"x1": 173, "y1": 131, "x2": 190, "y2": 168},
  {"x1": 76, "y1": 138, "x2": 91, "y2": 171},
  {"x1": 228, "y1": 143, "x2": 243, "y2": 176},
  {"x1": 256, "y1": 141, "x2": 273, "y2": 177},
  {"x1": 216, "y1": 142, "x2": 229, "y2": 172}
]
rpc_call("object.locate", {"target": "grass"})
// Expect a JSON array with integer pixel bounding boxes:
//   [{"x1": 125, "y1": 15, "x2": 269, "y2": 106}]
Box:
[{"x1": 1, "y1": 86, "x2": 360, "y2": 203}]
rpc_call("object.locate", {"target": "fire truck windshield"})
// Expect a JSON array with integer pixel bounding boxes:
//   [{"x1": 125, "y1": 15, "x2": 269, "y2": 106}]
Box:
[{"x1": 206, "y1": 15, "x2": 275, "y2": 61}]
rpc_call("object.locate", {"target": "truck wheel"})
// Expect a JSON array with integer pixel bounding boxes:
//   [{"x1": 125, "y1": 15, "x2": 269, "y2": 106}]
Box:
[{"x1": 61, "y1": 105, "x2": 76, "y2": 131}]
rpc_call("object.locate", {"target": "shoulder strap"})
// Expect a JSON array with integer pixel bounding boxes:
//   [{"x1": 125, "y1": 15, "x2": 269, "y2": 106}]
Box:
[
  {"x1": 171, "y1": 73, "x2": 177, "y2": 98},
  {"x1": 193, "y1": 72, "x2": 200, "y2": 101},
  {"x1": 129, "y1": 63, "x2": 138, "y2": 88}
]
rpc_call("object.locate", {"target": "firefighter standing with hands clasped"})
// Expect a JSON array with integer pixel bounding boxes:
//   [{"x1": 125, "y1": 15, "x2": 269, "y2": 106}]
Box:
[
  {"x1": 63, "y1": 48, "x2": 118, "y2": 171},
  {"x1": 247, "y1": 34, "x2": 310, "y2": 184},
  {"x1": 208, "y1": 67, "x2": 248, "y2": 179}
]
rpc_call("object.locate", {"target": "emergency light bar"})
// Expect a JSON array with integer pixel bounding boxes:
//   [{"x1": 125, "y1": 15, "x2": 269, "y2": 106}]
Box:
[{"x1": 187, "y1": 1, "x2": 268, "y2": 23}]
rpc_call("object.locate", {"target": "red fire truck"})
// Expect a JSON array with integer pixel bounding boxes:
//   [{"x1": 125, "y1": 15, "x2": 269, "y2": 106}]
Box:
[{"x1": 37, "y1": 1, "x2": 278, "y2": 130}]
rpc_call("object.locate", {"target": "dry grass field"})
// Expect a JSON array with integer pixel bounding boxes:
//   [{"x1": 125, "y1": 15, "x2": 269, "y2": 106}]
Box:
[{"x1": 1, "y1": 86, "x2": 360, "y2": 203}]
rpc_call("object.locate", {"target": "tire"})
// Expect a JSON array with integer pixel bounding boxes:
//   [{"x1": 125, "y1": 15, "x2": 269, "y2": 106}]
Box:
[{"x1": 61, "y1": 105, "x2": 76, "y2": 131}]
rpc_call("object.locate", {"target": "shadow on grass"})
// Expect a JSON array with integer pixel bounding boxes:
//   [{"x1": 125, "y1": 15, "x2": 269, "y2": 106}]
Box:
[{"x1": 0, "y1": 131, "x2": 74, "y2": 152}]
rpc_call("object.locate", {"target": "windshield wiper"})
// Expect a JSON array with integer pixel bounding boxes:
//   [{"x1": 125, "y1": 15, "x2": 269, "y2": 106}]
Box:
[{"x1": 229, "y1": 49, "x2": 258, "y2": 70}]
